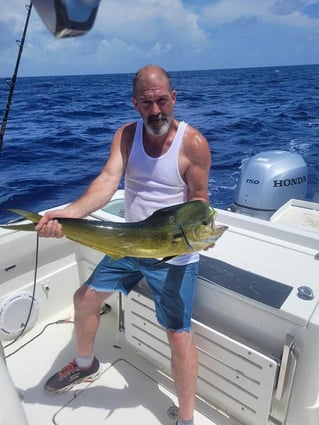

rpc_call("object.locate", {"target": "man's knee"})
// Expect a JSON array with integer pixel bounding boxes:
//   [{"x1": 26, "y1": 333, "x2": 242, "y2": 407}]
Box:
[
  {"x1": 167, "y1": 330, "x2": 193, "y2": 350},
  {"x1": 73, "y1": 285, "x2": 99, "y2": 309},
  {"x1": 74, "y1": 284, "x2": 112, "y2": 311}
]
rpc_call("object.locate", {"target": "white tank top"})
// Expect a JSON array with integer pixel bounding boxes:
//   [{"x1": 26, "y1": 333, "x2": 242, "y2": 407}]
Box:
[{"x1": 124, "y1": 119, "x2": 199, "y2": 265}]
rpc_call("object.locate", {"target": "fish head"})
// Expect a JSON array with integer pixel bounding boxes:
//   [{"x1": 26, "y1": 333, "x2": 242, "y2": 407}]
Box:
[{"x1": 184, "y1": 202, "x2": 228, "y2": 249}]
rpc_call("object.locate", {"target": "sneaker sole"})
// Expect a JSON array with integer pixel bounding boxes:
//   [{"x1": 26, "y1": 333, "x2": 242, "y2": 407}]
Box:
[{"x1": 45, "y1": 365, "x2": 103, "y2": 395}]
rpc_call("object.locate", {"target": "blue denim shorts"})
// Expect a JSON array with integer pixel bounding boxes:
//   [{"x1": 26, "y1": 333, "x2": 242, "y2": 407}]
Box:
[{"x1": 86, "y1": 256, "x2": 199, "y2": 332}]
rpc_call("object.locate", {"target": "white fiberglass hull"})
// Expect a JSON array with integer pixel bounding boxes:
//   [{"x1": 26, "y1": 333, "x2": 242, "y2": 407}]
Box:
[{"x1": 0, "y1": 191, "x2": 318, "y2": 425}]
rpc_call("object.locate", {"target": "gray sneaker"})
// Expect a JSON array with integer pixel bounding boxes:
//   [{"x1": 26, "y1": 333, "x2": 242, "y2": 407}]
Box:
[{"x1": 44, "y1": 357, "x2": 102, "y2": 394}]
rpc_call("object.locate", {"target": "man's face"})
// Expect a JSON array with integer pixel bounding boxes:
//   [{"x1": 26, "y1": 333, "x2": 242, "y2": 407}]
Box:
[{"x1": 132, "y1": 78, "x2": 176, "y2": 136}]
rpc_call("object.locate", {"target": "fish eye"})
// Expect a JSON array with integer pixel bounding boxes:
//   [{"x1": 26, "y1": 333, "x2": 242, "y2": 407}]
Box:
[{"x1": 202, "y1": 220, "x2": 208, "y2": 225}]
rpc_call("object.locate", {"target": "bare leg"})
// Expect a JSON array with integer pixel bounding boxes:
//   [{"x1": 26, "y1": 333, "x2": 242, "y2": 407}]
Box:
[
  {"x1": 73, "y1": 285, "x2": 111, "y2": 357},
  {"x1": 167, "y1": 330, "x2": 198, "y2": 421}
]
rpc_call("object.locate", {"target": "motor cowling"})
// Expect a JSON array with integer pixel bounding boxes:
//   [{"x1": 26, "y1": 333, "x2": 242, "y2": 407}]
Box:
[{"x1": 230, "y1": 151, "x2": 307, "y2": 220}]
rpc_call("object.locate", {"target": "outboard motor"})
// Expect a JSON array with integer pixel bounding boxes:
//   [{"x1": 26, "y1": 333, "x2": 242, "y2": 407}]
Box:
[{"x1": 230, "y1": 151, "x2": 307, "y2": 220}]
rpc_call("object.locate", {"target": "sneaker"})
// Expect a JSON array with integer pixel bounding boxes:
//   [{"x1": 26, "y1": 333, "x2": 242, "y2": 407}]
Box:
[{"x1": 44, "y1": 357, "x2": 102, "y2": 394}]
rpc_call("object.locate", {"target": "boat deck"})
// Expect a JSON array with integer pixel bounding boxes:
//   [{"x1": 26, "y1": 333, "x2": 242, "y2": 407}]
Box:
[{"x1": 4, "y1": 299, "x2": 226, "y2": 425}]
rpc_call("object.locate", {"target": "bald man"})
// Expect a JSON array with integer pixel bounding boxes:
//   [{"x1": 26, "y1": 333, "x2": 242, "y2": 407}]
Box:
[{"x1": 36, "y1": 65, "x2": 211, "y2": 425}]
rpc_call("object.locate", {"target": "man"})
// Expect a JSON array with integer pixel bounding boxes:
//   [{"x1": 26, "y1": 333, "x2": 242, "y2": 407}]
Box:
[{"x1": 36, "y1": 64, "x2": 211, "y2": 425}]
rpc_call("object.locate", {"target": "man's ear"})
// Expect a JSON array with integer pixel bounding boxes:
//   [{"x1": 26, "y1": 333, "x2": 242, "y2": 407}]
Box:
[
  {"x1": 131, "y1": 96, "x2": 138, "y2": 110},
  {"x1": 171, "y1": 90, "x2": 177, "y2": 105}
]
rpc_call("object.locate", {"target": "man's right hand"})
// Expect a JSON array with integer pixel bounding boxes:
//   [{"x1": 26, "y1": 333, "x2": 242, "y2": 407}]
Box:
[{"x1": 35, "y1": 210, "x2": 66, "y2": 238}]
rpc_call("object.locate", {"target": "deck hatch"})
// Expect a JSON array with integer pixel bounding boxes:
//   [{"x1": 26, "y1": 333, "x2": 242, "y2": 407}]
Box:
[{"x1": 126, "y1": 291, "x2": 279, "y2": 425}]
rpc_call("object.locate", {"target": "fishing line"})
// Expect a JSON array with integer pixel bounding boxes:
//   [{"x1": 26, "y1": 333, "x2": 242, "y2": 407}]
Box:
[
  {"x1": 4, "y1": 234, "x2": 75, "y2": 359},
  {"x1": 6, "y1": 303, "x2": 111, "y2": 358},
  {"x1": 4, "y1": 320, "x2": 74, "y2": 359},
  {"x1": 3, "y1": 232, "x2": 110, "y2": 358},
  {"x1": 3, "y1": 232, "x2": 40, "y2": 351}
]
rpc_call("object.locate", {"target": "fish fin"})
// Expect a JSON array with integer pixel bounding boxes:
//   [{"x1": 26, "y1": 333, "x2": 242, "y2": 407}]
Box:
[
  {"x1": 108, "y1": 254, "x2": 123, "y2": 261},
  {"x1": 8, "y1": 209, "x2": 42, "y2": 224},
  {"x1": 155, "y1": 256, "x2": 177, "y2": 264},
  {"x1": 0, "y1": 223, "x2": 37, "y2": 232}
]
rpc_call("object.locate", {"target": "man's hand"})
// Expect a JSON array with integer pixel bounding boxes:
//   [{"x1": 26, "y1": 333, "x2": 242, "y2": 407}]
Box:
[{"x1": 35, "y1": 210, "x2": 66, "y2": 238}]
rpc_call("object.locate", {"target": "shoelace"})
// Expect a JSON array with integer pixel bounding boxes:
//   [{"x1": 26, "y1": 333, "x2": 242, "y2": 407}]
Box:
[{"x1": 58, "y1": 360, "x2": 77, "y2": 379}]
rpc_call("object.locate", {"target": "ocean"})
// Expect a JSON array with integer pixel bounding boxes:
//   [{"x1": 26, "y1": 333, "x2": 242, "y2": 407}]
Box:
[{"x1": 0, "y1": 64, "x2": 319, "y2": 224}]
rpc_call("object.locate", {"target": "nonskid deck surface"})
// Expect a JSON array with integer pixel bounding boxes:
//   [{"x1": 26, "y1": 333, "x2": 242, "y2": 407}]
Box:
[{"x1": 4, "y1": 308, "x2": 219, "y2": 425}]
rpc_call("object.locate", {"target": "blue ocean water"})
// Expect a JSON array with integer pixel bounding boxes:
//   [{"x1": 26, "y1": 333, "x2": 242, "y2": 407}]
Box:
[{"x1": 1, "y1": 64, "x2": 319, "y2": 224}]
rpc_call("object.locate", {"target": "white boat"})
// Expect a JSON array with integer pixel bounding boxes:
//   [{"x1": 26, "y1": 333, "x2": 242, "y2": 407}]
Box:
[{"x1": 1, "y1": 150, "x2": 318, "y2": 425}]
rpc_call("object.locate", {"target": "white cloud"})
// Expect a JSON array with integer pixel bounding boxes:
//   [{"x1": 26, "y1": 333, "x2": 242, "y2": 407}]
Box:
[
  {"x1": 202, "y1": 0, "x2": 319, "y2": 29},
  {"x1": 202, "y1": 0, "x2": 268, "y2": 24},
  {"x1": 0, "y1": 0, "x2": 318, "y2": 77},
  {"x1": 93, "y1": 0, "x2": 207, "y2": 50}
]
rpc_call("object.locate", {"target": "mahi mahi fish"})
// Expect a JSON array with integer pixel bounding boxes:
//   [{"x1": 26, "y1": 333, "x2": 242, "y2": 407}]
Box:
[{"x1": 1, "y1": 200, "x2": 228, "y2": 260}]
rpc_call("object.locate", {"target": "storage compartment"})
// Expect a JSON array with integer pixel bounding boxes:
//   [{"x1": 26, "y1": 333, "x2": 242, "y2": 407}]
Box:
[{"x1": 125, "y1": 289, "x2": 284, "y2": 425}]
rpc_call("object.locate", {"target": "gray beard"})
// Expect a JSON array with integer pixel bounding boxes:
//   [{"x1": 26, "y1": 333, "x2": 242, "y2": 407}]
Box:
[{"x1": 144, "y1": 116, "x2": 170, "y2": 136}]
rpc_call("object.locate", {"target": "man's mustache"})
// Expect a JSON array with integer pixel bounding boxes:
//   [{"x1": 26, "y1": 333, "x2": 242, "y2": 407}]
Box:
[{"x1": 148, "y1": 114, "x2": 167, "y2": 123}]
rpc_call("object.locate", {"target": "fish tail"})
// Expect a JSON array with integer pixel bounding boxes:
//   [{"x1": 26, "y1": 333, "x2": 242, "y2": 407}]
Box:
[
  {"x1": 8, "y1": 209, "x2": 42, "y2": 224},
  {"x1": 0, "y1": 223, "x2": 37, "y2": 232}
]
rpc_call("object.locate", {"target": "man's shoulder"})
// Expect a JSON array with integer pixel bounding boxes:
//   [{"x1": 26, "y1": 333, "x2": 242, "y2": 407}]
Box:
[
  {"x1": 122, "y1": 120, "x2": 138, "y2": 132},
  {"x1": 183, "y1": 123, "x2": 207, "y2": 142},
  {"x1": 116, "y1": 121, "x2": 138, "y2": 140},
  {"x1": 114, "y1": 121, "x2": 139, "y2": 157},
  {"x1": 181, "y1": 124, "x2": 210, "y2": 161}
]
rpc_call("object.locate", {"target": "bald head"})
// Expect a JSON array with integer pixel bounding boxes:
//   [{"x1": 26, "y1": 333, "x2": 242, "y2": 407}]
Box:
[
  {"x1": 131, "y1": 64, "x2": 176, "y2": 137},
  {"x1": 133, "y1": 65, "x2": 173, "y2": 97}
]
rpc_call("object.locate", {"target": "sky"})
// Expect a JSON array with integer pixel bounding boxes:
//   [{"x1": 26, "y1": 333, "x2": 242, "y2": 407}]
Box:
[{"x1": 0, "y1": 0, "x2": 319, "y2": 77}]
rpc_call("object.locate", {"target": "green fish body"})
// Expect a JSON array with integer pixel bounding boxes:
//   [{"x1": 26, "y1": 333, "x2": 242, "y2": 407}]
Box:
[{"x1": 1, "y1": 201, "x2": 227, "y2": 260}]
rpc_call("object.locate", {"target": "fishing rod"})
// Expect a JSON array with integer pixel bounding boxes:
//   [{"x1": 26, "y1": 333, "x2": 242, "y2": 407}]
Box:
[{"x1": 0, "y1": 2, "x2": 32, "y2": 153}]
